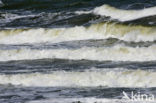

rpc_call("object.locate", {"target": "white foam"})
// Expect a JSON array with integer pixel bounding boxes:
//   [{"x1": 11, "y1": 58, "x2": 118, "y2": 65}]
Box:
[
  {"x1": 0, "y1": 13, "x2": 37, "y2": 24},
  {"x1": 28, "y1": 97, "x2": 156, "y2": 103},
  {"x1": 0, "y1": 22, "x2": 156, "y2": 44},
  {"x1": 93, "y1": 5, "x2": 156, "y2": 21},
  {"x1": 75, "y1": 10, "x2": 92, "y2": 15},
  {"x1": 0, "y1": 45, "x2": 156, "y2": 61},
  {"x1": 0, "y1": 69, "x2": 156, "y2": 87},
  {"x1": 0, "y1": 0, "x2": 3, "y2": 6}
]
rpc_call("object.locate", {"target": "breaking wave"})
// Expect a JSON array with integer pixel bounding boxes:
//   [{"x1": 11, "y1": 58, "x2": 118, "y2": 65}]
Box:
[
  {"x1": 0, "y1": 69, "x2": 155, "y2": 87},
  {"x1": 0, "y1": 45, "x2": 156, "y2": 61},
  {"x1": 0, "y1": 22, "x2": 156, "y2": 44},
  {"x1": 28, "y1": 97, "x2": 156, "y2": 103},
  {"x1": 77, "y1": 4, "x2": 156, "y2": 22}
]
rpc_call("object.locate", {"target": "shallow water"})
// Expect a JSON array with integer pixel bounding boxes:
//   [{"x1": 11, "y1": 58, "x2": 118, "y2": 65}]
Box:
[{"x1": 0, "y1": 0, "x2": 156, "y2": 103}]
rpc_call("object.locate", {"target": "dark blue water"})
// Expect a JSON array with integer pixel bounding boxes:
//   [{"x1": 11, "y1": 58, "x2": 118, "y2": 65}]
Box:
[{"x1": 0, "y1": 0, "x2": 156, "y2": 28}]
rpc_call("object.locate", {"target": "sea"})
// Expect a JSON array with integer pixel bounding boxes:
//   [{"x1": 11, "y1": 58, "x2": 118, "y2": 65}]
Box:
[{"x1": 0, "y1": 0, "x2": 156, "y2": 103}]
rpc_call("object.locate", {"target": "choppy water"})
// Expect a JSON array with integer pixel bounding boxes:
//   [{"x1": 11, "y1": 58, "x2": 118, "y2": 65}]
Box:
[{"x1": 0, "y1": 0, "x2": 156, "y2": 103}]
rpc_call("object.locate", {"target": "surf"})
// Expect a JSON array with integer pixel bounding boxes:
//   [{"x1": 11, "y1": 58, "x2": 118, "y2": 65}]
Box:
[
  {"x1": 0, "y1": 69, "x2": 155, "y2": 87},
  {"x1": 93, "y1": 5, "x2": 156, "y2": 22},
  {"x1": 0, "y1": 22, "x2": 156, "y2": 44},
  {"x1": 0, "y1": 44, "x2": 156, "y2": 61}
]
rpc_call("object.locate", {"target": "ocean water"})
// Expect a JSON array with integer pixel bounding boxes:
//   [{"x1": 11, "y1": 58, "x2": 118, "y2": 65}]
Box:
[{"x1": 0, "y1": 0, "x2": 156, "y2": 103}]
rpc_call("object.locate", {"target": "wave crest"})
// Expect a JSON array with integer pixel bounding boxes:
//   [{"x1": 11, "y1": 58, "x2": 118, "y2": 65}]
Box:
[
  {"x1": 0, "y1": 22, "x2": 156, "y2": 44},
  {"x1": 0, "y1": 69, "x2": 155, "y2": 87}
]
